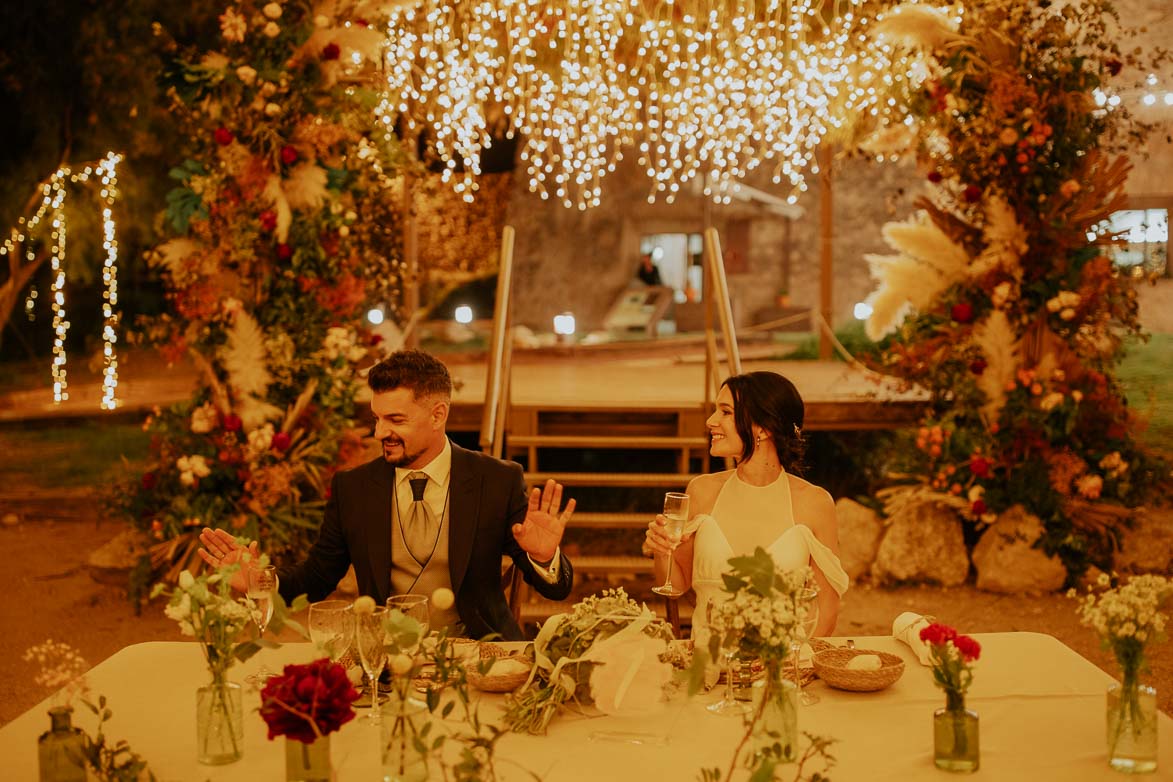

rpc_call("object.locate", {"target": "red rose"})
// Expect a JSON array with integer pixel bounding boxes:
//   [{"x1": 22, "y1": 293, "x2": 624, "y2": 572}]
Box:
[
  {"x1": 367, "y1": 332, "x2": 384, "y2": 346},
  {"x1": 969, "y1": 455, "x2": 991, "y2": 478},
  {"x1": 280, "y1": 145, "x2": 299, "y2": 165},
  {"x1": 962, "y1": 184, "x2": 982, "y2": 203},
  {"x1": 259, "y1": 210, "x2": 278, "y2": 232},
  {"x1": 1105, "y1": 59, "x2": 1122, "y2": 76},
  {"x1": 260, "y1": 659, "x2": 359, "y2": 742},
  {"x1": 272, "y1": 432, "x2": 292, "y2": 452},
  {"x1": 222, "y1": 413, "x2": 242, "y2": 432},
  {"x1": 953, "y1": 634, "x2": 981, "y2": 663},
  {"x1": 927, "y1": 171, "x2": 943, "y2": 183},
  {"x1": 969, "y1": 358, "x2": 987, "y2": 375},
  {"x1": 277, "y1": 243, "x2": 293, "y2": 260},
  {"x1": 951, "y1": 302, "x2": 974, "y2": 323},
  {"x1": 971, "y1": 499, "x2": 988, "y2": 516},
  {"x1": 321, "y1": 42, "x2": 341, "y2": 61},
  {"x1": 213, "y1": 127, "x2": 235, "y2": 146},
  {"x1": 141, "y1": 472, "x2": 157, "y2": 490}
]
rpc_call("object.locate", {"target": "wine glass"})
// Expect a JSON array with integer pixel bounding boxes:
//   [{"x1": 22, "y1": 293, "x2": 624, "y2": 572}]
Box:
[
  {"x1": 651, "y1": 492, "x2": 690, "y2": 597},
  {"x1": 308, "y1": 599, "x2": 355, "y2": 662},
  {"x1": 790, "y1": 587, "x2": 820, "y2": 707},
  {"x1": 705, "y1": 599, "x2": 750, "y2": 716},
  {"x1": 385, "y1": 595, "x2": 431, "y2": 643},
  {"x1": 354, "y1": 606, "x2": 388, "y2": 723},
  {"x1": 245, "y1": 565, "x2": 277, "y2": 683}
]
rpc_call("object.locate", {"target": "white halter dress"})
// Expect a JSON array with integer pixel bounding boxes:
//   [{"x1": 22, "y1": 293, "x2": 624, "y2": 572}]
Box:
[{"x1": 690, "y1": 470, "x2": 849, "y2": 641}]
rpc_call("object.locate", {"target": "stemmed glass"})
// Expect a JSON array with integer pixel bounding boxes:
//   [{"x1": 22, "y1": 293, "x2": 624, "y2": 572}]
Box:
[
  {"x1": 386, "y1": 595, "x2": 431, "y2": 710},
  {"x1": 705, "y1": 599, "x2": 750, "y2": 716},
  {"x1": 790, "y1": 587, "x2": 821, "y2": 706},
  {"x1": 245, "y1": 565, "x2": 277, "y2": 684},
  {"x1": 308, "y1": 599, "x2": 355, "y2": 662},
  {"x1": 651, "y1": 492, "x2": 690, "y2": 597},
  {"x1": 354, "y1": 606, "x2": 388, "y2": 723}
]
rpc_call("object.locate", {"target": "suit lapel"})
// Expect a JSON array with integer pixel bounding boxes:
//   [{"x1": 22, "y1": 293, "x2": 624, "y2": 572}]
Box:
[
  {"x1": 448, "y1": 444, "x2": 481, "y2": 595},
  {"x1": 364, "y1": 459, "x2": 395, "y2": 602}
]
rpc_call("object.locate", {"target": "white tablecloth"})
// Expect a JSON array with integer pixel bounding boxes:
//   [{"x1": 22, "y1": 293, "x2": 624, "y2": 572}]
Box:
[{"x1": 1, "y1": 632, "x2": 1168, "y2": 780}]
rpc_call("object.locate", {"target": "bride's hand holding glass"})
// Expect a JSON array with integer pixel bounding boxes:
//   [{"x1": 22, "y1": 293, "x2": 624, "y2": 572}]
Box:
[{"x1": 648, "y1": 492, "x2": 691, "y2": 597}]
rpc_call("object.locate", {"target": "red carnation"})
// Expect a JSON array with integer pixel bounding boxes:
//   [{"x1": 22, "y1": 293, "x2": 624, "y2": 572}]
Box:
[
  {"x1": 259, "y1": 210, "x2": 278, "y2": 232},
  {"x1": 260, "y1": 659, "x2": 359, "y2": 743},
  {"x1": 971, "y1": 499, "x2": 988, "y2": 516},
  {"x1": 918, "y1": 622, "x2": 957, "y2": 647},
  {"x1": 969, "y1": 455, "x2": 991, "y2": 478},
  {"x1": 272, "y1": 432, "x2": 292, "y2": 452},
  {"x1": 969, "y1": 358, "x2": 987, "y2": 375},
  {"x1": 222, "y1": 413, "x2": 242, "y2": 432},
  {"x1": 141, "y1": 471, "x2": 157, "y2": 490},
  {"x1": 953, "y1": 634, "x2": 982, "y2": 663},
  {"x1": 280, "y1": 145, "x2": 299, "y2": 165},
  {"x1": 962, "y1": 184, "x2": 982, "y2": 203},
  {"x1": 277, "y1": 243, "x2": 293, "y2": 260},
  {"x1": 951, "y1": 302, "x2": 974, "y2": 323},
  {"x1": 321, "y1": 42, "x2": 341, "y2": 61},
  {"x1": 927, "y1": 171, "x2": 943, "y2": 183},
  {"x1": 213, "y1": 127, "x2": 235, "y2": 146}
]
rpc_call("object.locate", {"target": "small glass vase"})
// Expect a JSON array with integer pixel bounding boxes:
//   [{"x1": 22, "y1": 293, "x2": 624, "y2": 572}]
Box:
[
  {"x1": 1107, "y1": 680, "x2": 1158, "y2": 774},
  {"x1": 286, "y1": 734, "x2": 332, "y2": 782},
  {"x1": 381, "y1": 693, "x2": 429, "y2": 782},
  {"x1": 750, "y1": 666, "x2": 799, "y2": 763},
  {"x1": 38, "y1": 706, "x2": 87, "y2": 782},
  {"x1": 196, "y1": 680, "x2": 243, "y2": 765},
  {"x1": 933, "y1": 691, "x2": 979, "y2": 773}
]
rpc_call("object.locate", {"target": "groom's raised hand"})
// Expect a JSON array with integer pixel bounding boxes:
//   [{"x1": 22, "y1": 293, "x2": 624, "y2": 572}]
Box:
[
  {"x1": 197, "y1": 527, "x2": 259, "y2": 594},
  {"x1": 512, "y1": 479, "x2": 575, "y2": 564}
]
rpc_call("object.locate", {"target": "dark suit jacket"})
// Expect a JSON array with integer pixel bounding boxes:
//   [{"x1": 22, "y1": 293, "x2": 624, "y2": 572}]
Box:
[{"x1": 277, "y1": 442, "x2": 573, "y2": 640}]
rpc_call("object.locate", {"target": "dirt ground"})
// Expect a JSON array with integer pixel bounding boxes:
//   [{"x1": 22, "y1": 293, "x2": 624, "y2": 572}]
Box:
[{"x1": 2, "y1": 515, "x2": 1170, "y2": 729}]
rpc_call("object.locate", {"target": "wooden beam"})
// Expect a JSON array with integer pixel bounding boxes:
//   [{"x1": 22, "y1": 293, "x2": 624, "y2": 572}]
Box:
[{"x1": 818, "y1": 145, "x2": 834, "y2": 361}]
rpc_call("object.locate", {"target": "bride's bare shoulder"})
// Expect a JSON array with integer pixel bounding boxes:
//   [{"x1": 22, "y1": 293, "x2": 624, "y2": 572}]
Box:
[{"x1": 686, "y1": 470, "x2": 733, "y2": 511}]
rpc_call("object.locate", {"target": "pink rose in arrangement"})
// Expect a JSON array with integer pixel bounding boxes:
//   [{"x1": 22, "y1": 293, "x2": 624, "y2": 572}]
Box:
[{"x1": 260, "y1": 658, "x2": 360, "y2": 743}]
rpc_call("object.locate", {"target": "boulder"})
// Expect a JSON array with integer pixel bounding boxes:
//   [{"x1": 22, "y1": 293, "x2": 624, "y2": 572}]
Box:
[
  {"x1": 87, "y1": 527, "x2": 152, "y2": 585},
  {"x1": 1115, "y1": 506, "x2": 1173, "y2": 574},
  {"x1": 835, "y1": 498, "x2": 883, "y2": 581},
  {"x1": 872, "y1": 501, "x2": 969, "y2": 586},
  {"x1": 1, "y1": 512, "x2": 19, "y2": 528},
  {"x1": 972, "y1": 505, "x2": 1067, "y2": 594}
]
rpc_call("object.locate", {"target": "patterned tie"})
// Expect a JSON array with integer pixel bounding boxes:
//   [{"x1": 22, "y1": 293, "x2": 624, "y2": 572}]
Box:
[{"x1": 403, "y1": 472, "x2": 436, "y2": 563}]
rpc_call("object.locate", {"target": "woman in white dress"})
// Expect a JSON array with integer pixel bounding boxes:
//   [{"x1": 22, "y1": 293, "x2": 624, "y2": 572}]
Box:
[{"x1": 645, "y1": 371, "x2": 848, "y2": 639}]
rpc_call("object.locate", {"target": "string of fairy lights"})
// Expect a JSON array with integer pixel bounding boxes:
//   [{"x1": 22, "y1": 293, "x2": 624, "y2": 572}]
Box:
[
  {"x1": 1, "y1": 152, "x2": 123, "y2": 408},
  {"x1": 376, "y1": 0, "x2": 897, "y2": 210}
]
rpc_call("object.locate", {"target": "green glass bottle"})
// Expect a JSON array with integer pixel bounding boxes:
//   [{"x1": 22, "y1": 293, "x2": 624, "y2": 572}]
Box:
[{"x1": 38, "y1": 707, "x2": 86, "y2": 782}]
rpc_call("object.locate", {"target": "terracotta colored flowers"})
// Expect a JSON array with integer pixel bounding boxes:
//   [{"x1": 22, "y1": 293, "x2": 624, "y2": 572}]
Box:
[
  {"x1": 260, "y1": 658, "x2": 360, "y2": 743},
  {"x1": 919, "y1": 622, "x2": 981, "y2": 696}
]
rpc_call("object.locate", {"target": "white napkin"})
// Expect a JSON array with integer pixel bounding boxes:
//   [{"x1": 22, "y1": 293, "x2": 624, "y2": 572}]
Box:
[{"x1": 892, "y1": 612, "x2": 933, "y2": 666}]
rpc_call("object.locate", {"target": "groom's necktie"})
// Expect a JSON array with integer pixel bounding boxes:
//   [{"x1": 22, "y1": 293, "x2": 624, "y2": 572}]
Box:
[{"x1": 403, "y1": 472, "x2": 437, "y2": 564}]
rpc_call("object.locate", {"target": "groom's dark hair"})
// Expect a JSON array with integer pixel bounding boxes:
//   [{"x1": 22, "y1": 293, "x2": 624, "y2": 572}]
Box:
[
  {"x1": 722, "y1": 371, "x2": 806, "y2": 474},
  {"x1": 367, "y1": 349, "x2": 453, "y2": 400}
]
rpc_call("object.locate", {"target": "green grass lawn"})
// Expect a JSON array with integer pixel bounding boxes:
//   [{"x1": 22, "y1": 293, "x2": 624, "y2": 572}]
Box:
[
  {"x1": 0, "y1": 421, "x2": 151, "y2": 490},
  {"x1": 1117, "y1": 333, "x2": 1173, "y2": 450}
]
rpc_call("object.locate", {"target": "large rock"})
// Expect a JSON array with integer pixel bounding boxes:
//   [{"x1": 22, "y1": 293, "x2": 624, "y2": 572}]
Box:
[
  {"x1": 872, "y1": 501, "x2": 969, "y2": 586},
  {"x1": 1115, "y1": 506, "x2": 1173, "y2": 574},
  {"x1": 835, "y1": 498, "x2": 883, "y2": 581},
  {"x1": 972, "y1": 506, "x2": 1067, "y2": 594},
  {"x1": 87, "y1": 527, "x2": 152, "y2": 585}
]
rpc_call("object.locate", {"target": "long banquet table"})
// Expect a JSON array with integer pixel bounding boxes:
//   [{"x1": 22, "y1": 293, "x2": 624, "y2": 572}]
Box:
[{"x1": 2, "y1": 632, "x2": 1168, "y2": 780}]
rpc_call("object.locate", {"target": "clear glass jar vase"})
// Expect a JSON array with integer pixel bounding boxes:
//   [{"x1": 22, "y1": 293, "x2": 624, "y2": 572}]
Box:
[
  {"x1": 285, "y1": 734, "x2": 332, "y2": 782},
  {"x1": 196, "y1": 680, "x2": 243, "y2": 765},
  {"x1": 38, "y1": 706, "x2": 87, "y2": 782},
  {"x1": 381, "y1": 694, "x2": 429, "y2": 782},
  {"x1": 750, "y1": 666, "x2": 799, "y2": 764},
  {"x1": 1107, "y1": 680, "x2": 1158, "y2": 774},
  {"x1": 933, "y1": 691, "x2": 979, "y2": 773}
]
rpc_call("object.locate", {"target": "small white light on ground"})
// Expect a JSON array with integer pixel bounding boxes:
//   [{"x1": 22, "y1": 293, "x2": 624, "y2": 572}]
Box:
[
  {"x1": 553, "y1": 312, "x2": 576, "y2": 336},
  {"x1": 853, "y1": 301, "x2": 873, "y2": 320},
  {"x1": 367, "y1": 308, "x2": 384, "y2": 325},
  {"x1": 454, "y1": 305, "x2": 473, "y2": 324}
]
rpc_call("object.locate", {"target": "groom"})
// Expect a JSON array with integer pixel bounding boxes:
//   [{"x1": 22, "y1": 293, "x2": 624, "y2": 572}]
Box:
[{"x1": 199, "y1": 349, "x2": 576, "y2": 640}]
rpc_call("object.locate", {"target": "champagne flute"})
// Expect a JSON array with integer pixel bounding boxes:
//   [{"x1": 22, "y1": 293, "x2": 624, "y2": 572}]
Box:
[
  {"x1": 246, "y1": 566, "x2": 277, "y2": 683},
  {"x1": 651, "y1": 492, "x2": 690, "y2": 597},
  {"x1": 790, "y1": 587, "x2": 820, "y2": 707},
  {"x1": 354, "y1": 606, "x2": 388, "y2": 723},
  {"x1": 386, "y1": 595, "x2": 431, "y2": 711},
  {"x1": 705, "y1": 599, "x2": 750, "y2": 716},
  {"x1": 308, "y1": 599, "x2": 355, "y2": 662}
]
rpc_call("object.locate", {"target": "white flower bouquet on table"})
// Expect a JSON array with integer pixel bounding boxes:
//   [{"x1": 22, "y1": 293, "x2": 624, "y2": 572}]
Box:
[{"x1": 503, "y1": 588, "x2": 675, "y2": 735}]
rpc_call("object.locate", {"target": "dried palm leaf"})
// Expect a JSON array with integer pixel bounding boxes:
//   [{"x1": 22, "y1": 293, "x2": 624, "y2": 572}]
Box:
[{"x1": 973, "y1": 311, "x2": 1020, "y2": 423}]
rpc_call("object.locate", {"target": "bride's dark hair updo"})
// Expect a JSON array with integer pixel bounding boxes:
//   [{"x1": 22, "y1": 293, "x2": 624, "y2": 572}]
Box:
[{"x1": 721, "y1": 371, "x2": 806, "y2": 474}]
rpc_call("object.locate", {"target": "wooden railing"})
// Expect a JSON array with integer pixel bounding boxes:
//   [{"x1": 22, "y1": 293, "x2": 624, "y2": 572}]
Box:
[{"x1": 480, "y1": 226, "x2": 516, "y2": 459}]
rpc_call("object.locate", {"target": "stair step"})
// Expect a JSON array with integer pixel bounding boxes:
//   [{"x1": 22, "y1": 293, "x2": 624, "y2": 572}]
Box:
[
  {"x1": 526, "y1": 471, "x2": 694, "y2": 488},
  {"x1": 573, "y1": 555, "x2": 655, "y2": 574},
  {"x1": 509, "y1": 435, "x2": 708, "y2": 449},
  {"x1": 569, "y1": 512, "x2": 657, "y2": 529}
]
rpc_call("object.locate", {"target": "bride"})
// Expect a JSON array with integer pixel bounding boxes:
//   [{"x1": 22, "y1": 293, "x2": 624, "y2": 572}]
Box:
[{"x1": 645, "y1": 371, "x2": 848, "y2": 638}]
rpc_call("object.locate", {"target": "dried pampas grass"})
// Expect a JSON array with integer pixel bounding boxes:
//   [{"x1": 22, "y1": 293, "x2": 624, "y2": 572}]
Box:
[
  {"x1": 971, "y1": 195, "x2": 1028, "y2": 279},
  {"x1": 973, "y1": 311, "x2": 1020, "y2": 423},
  {"x1": 221, "y1": 312, "x2": 282, "y2": 430},
  {"x1": 872, "y1": 4, "x2": 969, "y2": 50},
  {"x1": 263, "y1": 175, "x2": 293, "y2": 243},
  {"x1": 283, "y1": 163, "x2": 328, "y2": 211}
]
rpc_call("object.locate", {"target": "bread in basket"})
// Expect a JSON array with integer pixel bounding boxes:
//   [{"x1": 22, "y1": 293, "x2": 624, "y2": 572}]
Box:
[
  {"x1": 812, "y1": 648, "x2": 904, "y2": 692},
  {"x1": 466, "y1": 642, "x2": 533, "y2": 693}
]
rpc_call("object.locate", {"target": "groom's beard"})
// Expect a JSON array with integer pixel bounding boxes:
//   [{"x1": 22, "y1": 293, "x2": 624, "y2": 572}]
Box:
[{"x1": 381, "y1": 437, "x2": 427, "y2": 468}]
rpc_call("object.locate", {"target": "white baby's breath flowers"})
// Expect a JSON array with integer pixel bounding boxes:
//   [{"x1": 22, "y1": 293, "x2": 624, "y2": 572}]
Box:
[{"x1": 1071, "y1": 574, "x2": 1172, "y2": 675}]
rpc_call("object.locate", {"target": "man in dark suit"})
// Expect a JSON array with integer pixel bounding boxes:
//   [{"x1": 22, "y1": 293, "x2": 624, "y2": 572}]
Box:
[{"x1": 199, "y1": 349, "x2": 575, "y2": 640}]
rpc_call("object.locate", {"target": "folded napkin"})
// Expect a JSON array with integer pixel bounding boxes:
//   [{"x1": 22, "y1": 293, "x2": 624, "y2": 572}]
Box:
[{"x1": 892, "y1": 612, "x2": 934, "y2": 666}]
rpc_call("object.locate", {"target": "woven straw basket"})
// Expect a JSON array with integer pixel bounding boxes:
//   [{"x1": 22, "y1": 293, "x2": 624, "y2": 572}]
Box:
[
  {"x1": 812, "y1": 648, "x2": 905, "y2": 692},
  {"x1": 466, "y1": 643, "x2": 533, "y2": 693}
]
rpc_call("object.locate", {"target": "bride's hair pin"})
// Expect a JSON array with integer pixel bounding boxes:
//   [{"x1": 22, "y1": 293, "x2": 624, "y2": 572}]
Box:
[{"x1": 793, "y1": 423, "x2": 802, "y2": 437}]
